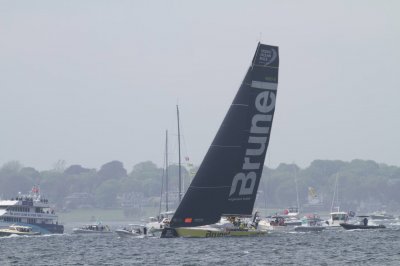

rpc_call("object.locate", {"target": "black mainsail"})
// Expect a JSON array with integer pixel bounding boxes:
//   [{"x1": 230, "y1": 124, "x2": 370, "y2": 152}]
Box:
[{"x1": 170, "y1": 43, "x2": 279, "y2": 228}]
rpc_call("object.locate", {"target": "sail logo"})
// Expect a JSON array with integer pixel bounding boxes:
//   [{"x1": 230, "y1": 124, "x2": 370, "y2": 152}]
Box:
[
  {"x1": 205, "y1": 230, "x2": 231, "y2": 237},
  {"x1": 258, "y1": 48, "x2": 277, "y2": 66},
  {"x1": 229, "y1": 87, "x2": 276, "y2": 198}
]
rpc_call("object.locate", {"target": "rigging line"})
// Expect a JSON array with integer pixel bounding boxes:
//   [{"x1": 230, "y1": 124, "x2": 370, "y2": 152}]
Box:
[
  {"x1": 177, "y1": 105, "x2": 182, "y2": 203},
  {"x1": 181, "y1": 134, "x2": 190, "y2": 163},
  {"x1": 158, "y1": 156, "x2": 165, "y2": 217},
  {"x1": 330, "y1": 174, "x2": 339, "y2": 213},
  {"x1": 165, "y1": 130, "x2": 169, "y2": 213},
  {"x1": 171, "y1": 111, "x2": 190, "y2": 170},
  {"x1": 158, "y1": 132, "x2": 167, "y2": 217}
]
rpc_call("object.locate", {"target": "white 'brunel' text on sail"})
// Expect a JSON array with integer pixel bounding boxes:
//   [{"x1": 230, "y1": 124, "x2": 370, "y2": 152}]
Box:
[{"x1": 229, "y1": 83, "x2": 276, "y2": 199}]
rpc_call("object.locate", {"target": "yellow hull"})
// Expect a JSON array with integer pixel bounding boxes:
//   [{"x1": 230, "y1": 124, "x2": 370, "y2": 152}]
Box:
[
  {"x1": 174, "y1": 227, "x2": 266, "y2": 238},
  {"x1": 0, "y1": 229, "x2": 40, "y2": 236}
]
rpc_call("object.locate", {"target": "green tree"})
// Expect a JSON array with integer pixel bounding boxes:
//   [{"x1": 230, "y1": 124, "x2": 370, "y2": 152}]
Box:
[{"x1": 94, "y1": 179, "x2": 120, "y2": 208}]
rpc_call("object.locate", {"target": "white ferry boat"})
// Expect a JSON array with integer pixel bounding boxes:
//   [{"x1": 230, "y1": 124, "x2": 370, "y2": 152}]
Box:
[{"x1": 0, "y1": 186, "x2": 63, "y2": 234}]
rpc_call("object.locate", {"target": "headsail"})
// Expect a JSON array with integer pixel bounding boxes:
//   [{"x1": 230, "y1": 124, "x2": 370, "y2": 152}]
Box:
[{"x1": 171, "y1": 43, "x2": 279, "y2": 227}]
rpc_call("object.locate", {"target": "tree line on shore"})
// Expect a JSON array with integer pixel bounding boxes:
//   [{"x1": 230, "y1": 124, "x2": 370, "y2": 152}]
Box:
[{"x1": 1, "y1": 159, "x2": 399, "y2": 213}]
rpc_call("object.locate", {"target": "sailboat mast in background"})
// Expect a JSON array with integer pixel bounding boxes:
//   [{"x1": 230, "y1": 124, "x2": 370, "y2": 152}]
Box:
[
  {"x1": 177, "y1": 105, "x2": 182, "y2": 203},
  {"x1": 331, "y1": 174, "x2": 340, "y2": 213},
  {"x1": 294, "y1": 165, "x2": 300, "y2": 212},
  {"x1": 165, "y1": 130, "x2": 169, "y2": 212}
]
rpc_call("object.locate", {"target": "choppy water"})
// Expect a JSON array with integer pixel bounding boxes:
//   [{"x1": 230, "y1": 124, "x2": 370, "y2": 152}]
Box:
[{"x1": 1, "y1": 221, "x2": 400, "y2": 265}]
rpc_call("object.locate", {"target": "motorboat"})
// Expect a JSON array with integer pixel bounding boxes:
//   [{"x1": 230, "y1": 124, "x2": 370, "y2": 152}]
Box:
[
  {"x1": 340, "y1": 223, "x2": 386, "y2": 230},
  {"x1": 115, "y1": 224, "x2": 149, "y2": 237},
  {"x1": 370, "y1": 212, "x2": 395, "y2": 220},
  {"x1": 294, "y1": 214, "x2": 325, "y2": 232},
  {"x1": 257, "y1": 216, "x2": 289, "y2": 232},
  {"x1": 284, "y1": 216, "x2": 302, "y2": 226},
  {"x1": 72, "y1": 223, "x2": 112, "y2": 234},
  {"x1": 146, "y1": 211, "x2": 174, "y2": 234},
  {"x1": 327, "y1": 211, "x2": 349, "y2": 227},
  {"x1": 281, "y1": 207, "x2": 302, "y2": 226},
  {"x1": 340, "y1": 216, "x2": 386, "y2": 230},
  {"x1": 283, "y1": 207, "x2": 300, "y2": 218},
  {"x1": 0, "y1": 224, "x2": 41, "y2": 237}
]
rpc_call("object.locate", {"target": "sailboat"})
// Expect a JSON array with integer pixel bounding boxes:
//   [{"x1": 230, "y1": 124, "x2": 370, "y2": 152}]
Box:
[
  {"x1": 147, "y1": 108, "x2": 186, "y2": 234},
  {"x1": 161, "y1": 42, "x2": 279, "y2": 238},
  {"x1": 328, "y1": 174, "x2": 350, "y2": 227},
  {"x1": 282, "y1": 165, "x2": 302, "y2": 225},
  {"x1": 147, "y1": 130, "x2": 173, "y2": 234}
]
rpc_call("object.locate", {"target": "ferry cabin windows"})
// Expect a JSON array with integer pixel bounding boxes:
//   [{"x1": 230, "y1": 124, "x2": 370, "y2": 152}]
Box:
[
  {"x1": 9, "y1": 206, "x2": 30, "y2": 212},
  {"x1": 27, "y1": 218, "x2": 37, "y2": 224},
  {"x1": 2, "y1": 217, "x2": 22, "y2": 222}
]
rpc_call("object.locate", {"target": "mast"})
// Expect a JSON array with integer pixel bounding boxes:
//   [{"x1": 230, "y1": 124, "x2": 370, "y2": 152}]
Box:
[
  {"x1": 158, "y1": 152, "x2": 165, "y2": 217},
  {"x1": 165, "y1": 130, "x2": 169, "y2": 212},
  {"x1": 330, "y1": 174, "x2": 339, "y2": 213},
  {"x1": 177, "y1": 105, "x2": 182, "y2": 203},
  {"x1": 336, "y1": 175, "x2": 340, "y2": 211},
  {"x1": 294, "y1": 165, "x2": 300, "y2": 212}
]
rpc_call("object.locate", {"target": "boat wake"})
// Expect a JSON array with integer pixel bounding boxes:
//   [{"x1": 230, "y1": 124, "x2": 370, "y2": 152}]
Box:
[{"x1": 1, "y1": 234, "x2": 21, "y2": 239}]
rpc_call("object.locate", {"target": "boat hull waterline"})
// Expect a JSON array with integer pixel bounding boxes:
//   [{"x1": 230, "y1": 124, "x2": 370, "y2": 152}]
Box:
[
  {"x1": 0, "y1": 230, "x2": 41, "y2": 237},
  {"x1": 161, "y1": 227, "x2": 266, "y2": 238},
  {"x1": 340, "y1": 223, "x2": 386, "y2": 230},
  {"x1": 0, "y1": 225, "x2": 41, "y2": 237},
  {"x1": 294, "y1": 226, "x2": 325, "y2": 232},
  {"x1": 115, "y1": 229, "x2": 141, "y2": 237},
  {"x1": 0, "y1": 221, "x2": 63, "y2": 234},
  {"x1": 72, "y1": 229, "x2": 112, "y2": 234}
]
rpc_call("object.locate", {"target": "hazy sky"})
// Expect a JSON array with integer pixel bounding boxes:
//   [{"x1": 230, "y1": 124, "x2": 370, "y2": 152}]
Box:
[{"x1": 1, "y1": 1, "x2": 399, "y2": 171}]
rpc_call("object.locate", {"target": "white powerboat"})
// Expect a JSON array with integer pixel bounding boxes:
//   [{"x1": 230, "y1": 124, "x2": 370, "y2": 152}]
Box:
[
  {"x1": 257, "y1": 216, "x2": 289, "y2": 232},
  {"x1": 370, "y1": 212, "x2": 395, "y2": 220},
  {"x1": 72, "y1": 223, "x2": 111, "y2": 234},
  {"x1": 327, "y1": 211, "x2": 349, "y2": 227},
  {"x1": 115, "y1": 224, "x2": 149, "y2": 237},
  {"x1": 146, "y1": 217, "x2": 171, "y2": 234},
  {"x1": 294, "y1": 214, "x2": 325, "y2": 232}
]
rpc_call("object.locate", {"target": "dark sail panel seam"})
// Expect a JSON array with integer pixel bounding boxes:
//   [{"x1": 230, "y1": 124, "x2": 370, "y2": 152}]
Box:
[
  {"x1": 252, "y1": 64, "x2": 279, "y2": 69},
  {"x1": 210, "y1": 145, "x2": 241, "y2": 148},
  {"x1": 231, "y1": 104, "x2": 248, "y2": 107},
  {"x1": 222, "y1": 213, "x2": 253, "y2": 217},
  {"x1": 250, "y1": 81, "x2": 278, "y2": 90},
  {"x1": 190, "y1": 186, "x2": 231, "y2": 189}
]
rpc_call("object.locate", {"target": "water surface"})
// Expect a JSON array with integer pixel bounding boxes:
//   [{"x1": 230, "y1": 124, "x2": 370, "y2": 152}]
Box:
[{"x1": 1, "y1": 221, "x2": 399, "y2": 265}]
